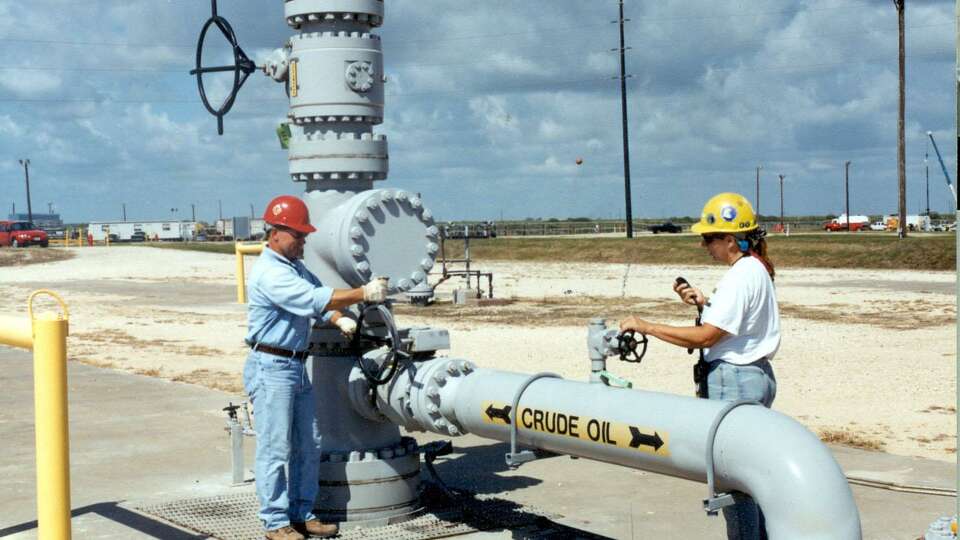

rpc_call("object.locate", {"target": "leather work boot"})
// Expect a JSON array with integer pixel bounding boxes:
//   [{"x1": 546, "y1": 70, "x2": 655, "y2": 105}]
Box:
[
  {"x1": 264, "y1": 525, "x2": 305, "y2": 540},
  {"x1": 292, "y1": 519, "x2": 339, "y2": 538}
]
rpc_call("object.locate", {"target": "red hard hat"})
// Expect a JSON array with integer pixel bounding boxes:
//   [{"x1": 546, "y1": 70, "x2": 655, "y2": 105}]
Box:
[{"x1": 263, "y1": 195, "x2": 317, "y2": 234}]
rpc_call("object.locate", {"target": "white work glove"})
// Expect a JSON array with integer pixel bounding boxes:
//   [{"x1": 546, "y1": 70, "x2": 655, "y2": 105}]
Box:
[
  {"x1": 362, "y1": 277, "x2": 390, "y2": 303},
  {"x1": 335, "y1": 317, "x2": 357, "y2": 339}
]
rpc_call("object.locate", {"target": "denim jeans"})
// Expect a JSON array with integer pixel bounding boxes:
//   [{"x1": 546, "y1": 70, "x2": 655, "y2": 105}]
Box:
[
  {"x1": 243, "y1": 350, "x2": 320, "y2": 531},
  {"x1": 706, "y1": 359, "x2": 777, "y2": 540}
]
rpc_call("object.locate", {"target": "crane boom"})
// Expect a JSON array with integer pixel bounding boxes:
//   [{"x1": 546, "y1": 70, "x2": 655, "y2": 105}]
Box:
[{"x1": 927, "y1": 131, "x2": 957, "y2": 205}]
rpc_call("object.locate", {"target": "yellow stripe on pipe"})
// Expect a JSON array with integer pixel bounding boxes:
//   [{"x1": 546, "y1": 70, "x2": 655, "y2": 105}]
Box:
[{"x1": 0, "y1": 315, "x2": 34, "y2": 350}]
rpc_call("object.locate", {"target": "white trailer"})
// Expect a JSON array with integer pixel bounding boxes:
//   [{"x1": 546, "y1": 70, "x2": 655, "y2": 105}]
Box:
[
  {"x1": 89, "y1": 221, "x2": 197, "y2": 241},
  {"x1": 216, "y1": 217, "x2": 263, "y2": 240}
]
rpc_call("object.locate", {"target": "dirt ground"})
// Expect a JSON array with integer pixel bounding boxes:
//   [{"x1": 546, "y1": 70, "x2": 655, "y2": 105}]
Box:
[{"x1": 0, "y1": 246, "x2": 955, "y2": 462}]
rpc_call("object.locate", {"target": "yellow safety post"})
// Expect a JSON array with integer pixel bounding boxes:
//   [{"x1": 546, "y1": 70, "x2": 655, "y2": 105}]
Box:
[
  {"x1": 29, "y1": 290, "x2": 71, "y2": 540},
  {"x1": 235, "y1": 242, "x2": 265, "y2": 303},
  {"x1": 0, "y1": 291, "x2": 71, "y2": 539},
  {"x1": 0, "y1": 315, "x2": 33, "y2": 349}
]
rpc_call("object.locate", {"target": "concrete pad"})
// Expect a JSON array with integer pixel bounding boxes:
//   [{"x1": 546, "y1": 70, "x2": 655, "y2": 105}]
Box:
[{"x1": 0, "y1": 347, "x2": 955, "y2": 539}]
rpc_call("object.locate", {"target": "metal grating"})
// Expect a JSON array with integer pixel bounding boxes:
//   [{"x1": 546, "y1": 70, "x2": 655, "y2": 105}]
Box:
[{"x1": 132, "y1": 489, "x2": 607, "y2": 540}]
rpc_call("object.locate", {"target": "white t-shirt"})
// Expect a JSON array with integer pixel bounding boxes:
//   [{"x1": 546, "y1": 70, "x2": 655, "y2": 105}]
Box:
[{"x1": 701, "y1": 256, "x2": 780, "y2": 365}]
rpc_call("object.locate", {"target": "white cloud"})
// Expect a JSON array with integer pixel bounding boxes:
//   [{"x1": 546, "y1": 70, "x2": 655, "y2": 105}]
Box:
[
  {"x1": 0, "y1": 0, "x2": 954, "y2": 221},
  {"x1": 0, "y1": 115, "x2": 23, "y2": 136},
  {"x1": 0, "y1": 70, "x2": 61, "y2": 96}
]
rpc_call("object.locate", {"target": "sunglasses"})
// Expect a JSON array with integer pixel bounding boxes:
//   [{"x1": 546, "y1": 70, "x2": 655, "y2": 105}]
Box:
[
  {"x1": 276, "y1": 226, "x2": 307, "y2": 241},
  {"x1": 701, "y1": 233, "x2": 727, "y2": 243}
]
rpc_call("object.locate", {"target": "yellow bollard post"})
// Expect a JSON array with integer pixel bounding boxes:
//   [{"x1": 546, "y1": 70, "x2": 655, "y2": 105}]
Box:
[
  {"x1": 235, "y1": 242, "x2": 265, "y2": 304},
  {"x1": 29, "y1": 291, "x2": 71, "y2": 540},
  {"x1": 235, "y1": 242, "x2": 247, "y2": 304}
]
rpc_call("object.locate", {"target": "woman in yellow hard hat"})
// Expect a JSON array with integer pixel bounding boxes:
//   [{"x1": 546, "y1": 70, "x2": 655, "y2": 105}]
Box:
[{"x1": 620, "y1": 192, "x2": 778, "y2": 540}]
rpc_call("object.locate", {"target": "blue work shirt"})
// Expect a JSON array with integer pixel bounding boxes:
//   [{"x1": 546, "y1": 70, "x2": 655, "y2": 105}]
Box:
[{"x1": 245, "y1": 247, "x2": 334, "y2": 352}]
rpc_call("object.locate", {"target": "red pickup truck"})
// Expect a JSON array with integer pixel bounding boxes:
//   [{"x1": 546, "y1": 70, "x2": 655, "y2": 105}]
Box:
[
  {"x1": 0, "y1": 221, "x2": 49, "y2": 247},
  {"x1": 823, "y1": 220, "x2": 866, "y2": 232}
]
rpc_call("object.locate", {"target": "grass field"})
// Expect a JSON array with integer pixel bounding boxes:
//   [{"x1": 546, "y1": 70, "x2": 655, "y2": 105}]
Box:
[
  {"x1": 146, "y1": 232, "x2": 956, "y2": 271},
  {"x1": 441, "y1": 233, "x2": 956, "y2": 271}
]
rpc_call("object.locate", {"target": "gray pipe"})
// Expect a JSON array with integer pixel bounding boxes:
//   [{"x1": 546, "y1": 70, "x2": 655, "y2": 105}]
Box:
[{"x1": 353, "y1": 357, "x2": 861, "y2": 539}]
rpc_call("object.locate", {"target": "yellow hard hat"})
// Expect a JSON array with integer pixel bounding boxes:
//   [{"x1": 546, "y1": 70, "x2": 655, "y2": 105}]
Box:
[{"x1": 690, "y1": 192, "x2": 758, "y2": 235}]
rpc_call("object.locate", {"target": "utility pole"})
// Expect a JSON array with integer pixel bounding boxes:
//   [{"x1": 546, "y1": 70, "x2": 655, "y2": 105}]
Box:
[
  {"x1": 18, "y1": 159, "x2": 32, "y2": 224},
  {"x1": 844, "y1": 161, "x2": 851, "y2": 232},
  {"x1": 218, "y1": 199, "x2": 223, "y2": 221},
  {"x1": 778, "y1": 174, "x2": 785, "y2": 233},
  {"x1": 47, "y1": 202, "x2": 52, "y2": 214},
  {"x1": 615, "y1": 0, "x2": 634, "y2": 238},
  {"x1": 122, "y1": 203, "x2": 127, "y2": 222},
  {"x1": 191, "y1": 203, "x2": 196, "y2": 222},
  {"x1": 755, "y1": 165, "x2": 762, "y2": 218},
  {"x1": 953, "y1": 0, "x2": 959, "y2": 522},
  {"x1": 924, "y1": 140, "x2": 930, "y2": 216},
  {"x1": 894, "y1": 0, "x2": 907, "y2": 238}
]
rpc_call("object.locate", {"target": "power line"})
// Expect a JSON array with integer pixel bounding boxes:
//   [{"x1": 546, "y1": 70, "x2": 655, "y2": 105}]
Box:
[
  {"x1": 0, "y1": 10, "x2": 949, "y2": 51},
  {"x1": 0, "y1": 28, "x2": 951, "y2": 80}
]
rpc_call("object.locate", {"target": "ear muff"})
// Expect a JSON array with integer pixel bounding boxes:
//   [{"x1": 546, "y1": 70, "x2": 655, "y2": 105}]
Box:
[{"x1": 737, "y1": 239, "x2": 749, "y2": 252}]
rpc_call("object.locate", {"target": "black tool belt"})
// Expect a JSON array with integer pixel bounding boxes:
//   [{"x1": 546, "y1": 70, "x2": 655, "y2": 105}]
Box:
[{"x1": 249, "y1": 342, "x2": 309, "y2": 360}]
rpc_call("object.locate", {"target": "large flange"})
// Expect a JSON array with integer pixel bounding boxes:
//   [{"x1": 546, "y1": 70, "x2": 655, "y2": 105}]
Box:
[
  {"x1": 305, "y1": 188, "x2": 438, "y2": 292},
  {"x1": 284, "y1": 0, "x2": 384, "y2": 28},
  {"x1": 314, "y1": 437, "x2": 421, "y2": 527},
  {"x1": 288, "y1": 132, "x2": 388, "y2": 182}
]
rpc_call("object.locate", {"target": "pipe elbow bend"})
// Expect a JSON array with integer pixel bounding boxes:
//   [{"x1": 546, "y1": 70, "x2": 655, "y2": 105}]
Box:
[{"x1": 713, "y1": 406, "x2": 861, "y2": 539}]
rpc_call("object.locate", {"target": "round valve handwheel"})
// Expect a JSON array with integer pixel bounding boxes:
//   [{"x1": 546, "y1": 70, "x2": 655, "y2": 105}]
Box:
[
  {"x1": 617, "y1": 329, "x2": 648, "y2": 364},
  {"x1": 190, "y1": 0, "x2": 257, "y2": 135}
]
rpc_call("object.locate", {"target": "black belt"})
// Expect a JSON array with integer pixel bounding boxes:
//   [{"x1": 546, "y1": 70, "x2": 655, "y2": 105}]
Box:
[{"x1": 249, "y1": 342, "x2": 309, "y2": 360}]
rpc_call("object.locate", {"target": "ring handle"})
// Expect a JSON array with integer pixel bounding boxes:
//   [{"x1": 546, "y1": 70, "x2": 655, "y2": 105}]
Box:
[{"x1": 27, "y1": 289, "x2": 69, "y2": 322}]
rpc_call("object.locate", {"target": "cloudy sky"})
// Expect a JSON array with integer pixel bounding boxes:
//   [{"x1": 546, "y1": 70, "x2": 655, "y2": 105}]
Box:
[{"x1": 0, "y1": 0, "x2": 955, "y2": 223}]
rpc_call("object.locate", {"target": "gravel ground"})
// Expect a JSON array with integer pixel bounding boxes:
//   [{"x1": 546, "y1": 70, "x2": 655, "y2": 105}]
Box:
[{"x1": 0, "y1": 245, "x2": 955, "y2": 462}]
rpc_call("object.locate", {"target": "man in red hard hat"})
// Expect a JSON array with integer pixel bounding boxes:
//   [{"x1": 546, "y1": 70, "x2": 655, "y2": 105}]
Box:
[{"x1": 244, "y1": 195, "x2": 388, "y2": 540}]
